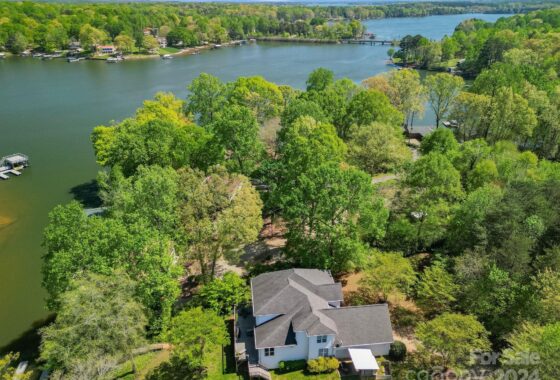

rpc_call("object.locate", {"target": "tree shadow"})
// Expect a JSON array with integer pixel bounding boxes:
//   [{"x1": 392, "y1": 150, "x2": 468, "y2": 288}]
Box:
[
  {"x1": 0, "y1": 314, "x2": 55, "y2": 362},
  {"x1": 69, "y1": 179, "x2": 102, "y2": 208}
]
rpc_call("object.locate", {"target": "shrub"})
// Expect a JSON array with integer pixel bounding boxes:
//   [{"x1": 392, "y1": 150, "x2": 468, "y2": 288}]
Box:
[
  {"x1": 389, "y1": 340, "x2": 407, "y2": 361},
  {"x1": 307, "y1": 357, "x2": 339, "y2": 374},
  {"x1": 277, "y1": 359, "x2": 307, "y2": 373}
]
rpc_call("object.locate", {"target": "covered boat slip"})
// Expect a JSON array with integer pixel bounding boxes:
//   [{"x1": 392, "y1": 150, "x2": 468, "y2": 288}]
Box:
[{"x1": 0, "y1": 153, "x2": 29, "y2": 180}]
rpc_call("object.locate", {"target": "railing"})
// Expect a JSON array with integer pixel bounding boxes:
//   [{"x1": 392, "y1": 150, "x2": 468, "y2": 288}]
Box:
[{"x1": 248, "y1": 364, "x2": 271, "y2": 380}]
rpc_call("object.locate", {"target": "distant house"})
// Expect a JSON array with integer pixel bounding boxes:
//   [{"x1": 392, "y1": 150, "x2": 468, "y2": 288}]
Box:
[
  {"x1": 143, "y1": 27, "x2": 153, "y2": 36},
  {"x1": 97, "y1": 45, "x2": 116, "y2": 55},
  {"x1": 68, "y1": 41, "x2": 81, "y2": 52},
  {"x1": 235, "y1": 269, "x2": 393, "y2": 372},
  {"x1": 157, "y1": 37, "x2": 167, "y2": 48}
]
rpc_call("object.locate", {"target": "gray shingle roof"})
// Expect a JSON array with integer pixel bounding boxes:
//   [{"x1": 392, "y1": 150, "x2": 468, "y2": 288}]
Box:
[
  {"x1": 322, "y1": 304, "x2": 394, "y2": 347},
  {"x1": 251, "y1": 269, "x2": 392, "y2": 349}
]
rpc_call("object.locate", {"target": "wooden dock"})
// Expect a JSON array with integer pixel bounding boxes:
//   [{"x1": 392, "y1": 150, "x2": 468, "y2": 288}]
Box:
[
  {"x1": 0, "y1": 153, "x2": 29, "y2": 180},
  {"x1": 343, "y1": 39, "x2": 396, "y2": 46}
]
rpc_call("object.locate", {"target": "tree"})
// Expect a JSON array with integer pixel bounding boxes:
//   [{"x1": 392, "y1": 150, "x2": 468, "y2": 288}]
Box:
[
  {"x1": 92, "y1": 92, "x2": 212, "y2": 176},
  {"x1": 306, "y1": 67, "x2": 334, "y2": 92},
  {"x1": 283, "y1": 163, "x2": 388, "y2": 273},
  {"x1": 347, "y1": 122, "x2": 412, "y2": 175},
  {"x1": 0, "y1": 353, "x2": 31, "y2": 380},
  {"x1": 229, "y1": 76, "x2": 284, "y2": 123},
  {"x1": 100, "y1": 165, "x2": 180, "y2": 237},
  {"x1": 7, "y1": 32, "x2": 28, "y2": 54},
  {"x1": 345, "y1": 89, "x2": 403, "y2": 138},
  {"x1": 420, "y1": 128, "x2": 459, "y2": 156},
  {"x1": 449, "y1": 92, "x2": 491, "y2": 142},
  {"x1": 40, "y1": 272, "x2": 147, "y2": 379},
  {"x1": 425, "y1": 73, "x2": 464, "y2": 128},
  {"x1": 530, "y1": 270, "x2": 560, "y2": 325},
  {"x1": 485, "y1": 87, "x2": 537, "y2": 144},
  {"x1": 405, "y1": 152, "x2": 464, "y2": 202},
  {"x1": 446, "y1": 185, "x2": 503, "y2": 253},
  {"x1": 277, "y1": 116, "x2": 346, "y2": 181},
  {"x1": 197, "y1": 272, "x2": 250, "y2": 315},
  {"x1": 42, "y1": 201, "x2": 180, "y2": 334},
  {"x1": 502, "y1": 322, "x2": 560, "y2": 379},
  {"x1": 416, "y1": 313, "x2": 491, "y2": 370},
  {"x1": 179, "y1": 166, "x2": 262, "y2": 281},
  {"x1": 460, "y1": 265, "x2": 526, "y2": 341},
  {"x1": 208, "y1": 104, "x2": 264, "y2": 175},
  {"x1": 162, "y1": 307, "x2": 229, "y2": 366},
  {"x1": 79, "y1": 24, "x2": 107, "y2": 50},
  {"x1": 386, "y1": 69, "x2": 425, "y2": 129},
  {"x1": 415, "y1": 261, "x2": 458, "y2": 316},
  {"x1": 186, "y1": 73, "x2": 228, "y2": 126},
  {"x1": 280, "y1": 98, "x2": 328, "y2": 127},
  {"x1": 360, "y1": 251, "x2": 416, "y2": 302},
  {"x1": 114, "y1": 33, "x2": 135, "y2": 54},
  {"x1": 142, "y1": 35, "x2": 159, "y2": 53}
]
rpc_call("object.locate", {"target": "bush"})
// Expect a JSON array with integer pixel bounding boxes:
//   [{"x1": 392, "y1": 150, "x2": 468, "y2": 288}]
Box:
[
  {"x1": 307, "y1": 357, "x2": 339, "y2": 374},
  {"x1": 277, "y1": 359, "x2": 307, "y2": 373},
  {"x1": 389, "y1": 340, "x2": 407, "y2": 361}
]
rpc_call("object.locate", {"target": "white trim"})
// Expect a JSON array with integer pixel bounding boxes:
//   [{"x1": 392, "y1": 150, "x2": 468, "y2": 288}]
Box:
[{"x1": 337, "y1": 340, "x2": 394, "y2": 348}]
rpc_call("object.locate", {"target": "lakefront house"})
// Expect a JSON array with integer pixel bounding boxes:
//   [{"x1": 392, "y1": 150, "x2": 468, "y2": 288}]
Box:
[{"x1": 235, "y1": 269, "x2": 393, "y2": 374}]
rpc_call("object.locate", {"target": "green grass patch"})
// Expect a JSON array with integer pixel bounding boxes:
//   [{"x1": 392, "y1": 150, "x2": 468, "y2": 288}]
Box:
[
  {"x1": 159, "y1": 47, "x2": 180, "y2": 54},
  {"x1": 110, "y1": 350, "x2": 171, "y2": 380},
  {"x1": 271, "y1": 369, "x2": 340, "y2": 379}
]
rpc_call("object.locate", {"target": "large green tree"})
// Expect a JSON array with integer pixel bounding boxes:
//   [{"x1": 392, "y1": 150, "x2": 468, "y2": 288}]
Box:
[
  {"x1": 92, "y1": 92, "x2": 211, "y2": 176},
  {"x1": 208, "y1": 104, "x2": 264, "y2": 175},
  {"x1": 179, "y1": 166, "x2": 262, "y2": 281},
  {"x1": 425, "y1": 73, "x2": 464, "y2": 128},
  {"x1": 162, "y1": 307, "x2": 229, "y2": 367},
  {"x1": 416, "y1": 313, "x2": 491, "y2": 370},
  {"x1": 283, "y1": 162, "x2": 388, "y2": 273},
  {"x1": 40, "y1": 272, "x2": 147, "y2": 379},
  {"x1": 347, "y1": 122, "x2": 411, "y2": 175}
]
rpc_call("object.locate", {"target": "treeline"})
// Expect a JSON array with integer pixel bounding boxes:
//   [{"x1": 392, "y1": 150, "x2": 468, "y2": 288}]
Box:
[
  {"x1": 1, "y1": 1, "x2": 555, "y2": 53},
  {"x1": 394, "y1": 8, "x2": 560, "y2": 78}
]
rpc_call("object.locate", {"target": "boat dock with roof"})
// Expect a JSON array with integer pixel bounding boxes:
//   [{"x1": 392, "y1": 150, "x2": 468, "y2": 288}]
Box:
[{"x1": 0, "y1": 153, "x2": 29, "y2": 180}]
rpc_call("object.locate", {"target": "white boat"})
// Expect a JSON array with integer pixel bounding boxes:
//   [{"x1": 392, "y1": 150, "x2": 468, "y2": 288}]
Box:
[
  {"x1": 161, "y1": 54, "x2": 173, "y2": 59},
  {"x1": 0, "y1": 52, "x2": 5, "y2": 59},
  {"x1": 106, "y1": 57, "x2": 122, "y2": 63},
  {"x1": 67, "y1": 57, "x2": 81, "y2": 63},
  {"x1": 32, "y1": 52, "x2": 44, "y2": 58}
]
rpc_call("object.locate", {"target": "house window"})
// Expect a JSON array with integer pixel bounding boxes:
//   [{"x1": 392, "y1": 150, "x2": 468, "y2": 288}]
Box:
[
  {"x1": 316, "y1": 335, "x2": 327, "y2": 343},
  {"x1": 318, "y1": 348, "x2": 329, "y2": 357},
  {"x1": 264, "y1": 348, "x2": 275, "y2": 357}
]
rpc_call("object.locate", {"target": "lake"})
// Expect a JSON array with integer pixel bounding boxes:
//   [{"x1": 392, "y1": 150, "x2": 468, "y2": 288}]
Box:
[{"x1": 0, "y1": 13, "x2": 506, "y2": 346}]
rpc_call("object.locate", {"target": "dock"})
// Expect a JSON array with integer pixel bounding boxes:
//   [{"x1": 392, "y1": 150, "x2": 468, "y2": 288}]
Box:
[
  {"x1": 0, "y1": 153, "x2": 29, "y2": 180},
  {"x1": 343, "y1": 39, "x2": 396, "y2": 46}
]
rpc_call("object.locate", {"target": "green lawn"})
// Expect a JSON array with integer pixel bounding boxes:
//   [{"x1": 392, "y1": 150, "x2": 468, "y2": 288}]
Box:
[
  {"x1": 206, "y1": 344, "x2": 240, "y2": 380},
  {"x1": 271, "y1": 370, "x2": 340, "y2": 379},
  {"x1": 159, "y1": 47, "x2": 181, "y2": 54},
  {"x1": 110, "y1": 350, "x2": 170, "y2": 380}
]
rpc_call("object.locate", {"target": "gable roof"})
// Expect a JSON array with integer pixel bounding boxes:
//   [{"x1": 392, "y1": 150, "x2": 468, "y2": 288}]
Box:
[
  {"x1": 321, "y1": 304, "x2": 393, "y2": 347},
  {"x1": 251, "y1": 269, "x2": 392, "y2": 349}
]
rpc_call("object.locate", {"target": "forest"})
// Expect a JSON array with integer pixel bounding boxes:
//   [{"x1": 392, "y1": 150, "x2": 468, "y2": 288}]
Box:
[
  {"x1": 1, "y1": 1, "x2": 558, "y2": 53},
  {"x1": 1, "y1": 5, "x2": 560, "y2": 380}
]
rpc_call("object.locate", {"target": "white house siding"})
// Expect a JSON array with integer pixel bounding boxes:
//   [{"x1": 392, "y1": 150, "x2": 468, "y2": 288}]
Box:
[
  {"x1": 307, "y1": 334, "x2": 335, "y2": 359},
  {"x1": 258, "y1": 331, "x2": 309, "y2": 369},
  {"x1": 255, "y1": 314, "x2": 279, "y2": 326},
  {"x1": 334, "y1": 343, "x2": 391, "y2": 359}
]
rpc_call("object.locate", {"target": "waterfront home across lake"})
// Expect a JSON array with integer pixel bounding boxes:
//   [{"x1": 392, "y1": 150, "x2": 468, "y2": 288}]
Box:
[
  {"x1": 97, "y1": 45, "x2": 116, "y2": 55},
  {"x1": 235, "y1": 269, "x2": 393, "y2": 374}
]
